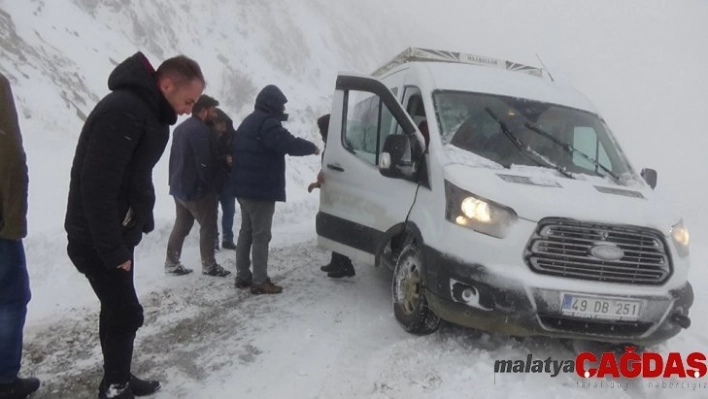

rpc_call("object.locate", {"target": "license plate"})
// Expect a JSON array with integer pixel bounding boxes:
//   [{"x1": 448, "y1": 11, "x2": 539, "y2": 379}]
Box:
[{"x1": 561, "y1": 293, "x2": 642, "y2": 321}]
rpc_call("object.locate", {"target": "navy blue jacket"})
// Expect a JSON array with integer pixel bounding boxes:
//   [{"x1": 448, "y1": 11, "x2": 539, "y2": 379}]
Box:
[
  {"x1": 169, "y1": 116, "x2": 216, "y2": 201},
  {"x1": 230, "y1": 85, "x2": 317, "y2": 202}
]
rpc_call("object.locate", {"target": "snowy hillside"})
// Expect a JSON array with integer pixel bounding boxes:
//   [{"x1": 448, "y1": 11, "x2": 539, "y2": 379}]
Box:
[
  {"x1": 1, "y1": 0, "x2": 707, "y2": 398},
  {"x1": 0, "y1": 0, "x2": 411, "y2": 236}
]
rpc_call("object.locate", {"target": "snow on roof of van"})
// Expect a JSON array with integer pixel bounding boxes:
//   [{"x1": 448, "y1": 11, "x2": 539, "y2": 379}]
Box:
[{"x1": 414, "y1": 62, "x2": 599, "y2": 113}]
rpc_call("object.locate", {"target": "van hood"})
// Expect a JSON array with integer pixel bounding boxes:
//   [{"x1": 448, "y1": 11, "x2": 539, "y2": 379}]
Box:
[{"x1": 443, "y1": 163, "x2": 681, "y2": 235}]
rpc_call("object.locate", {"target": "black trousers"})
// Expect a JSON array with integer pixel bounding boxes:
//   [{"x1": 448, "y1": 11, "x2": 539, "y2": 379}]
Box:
[{"x1": 67, "y1": 240, "x2": 144, "y2": 386}]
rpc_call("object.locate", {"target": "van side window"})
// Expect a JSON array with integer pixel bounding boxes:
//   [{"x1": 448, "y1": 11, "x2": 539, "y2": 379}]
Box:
[
  {"x1": 572, "y1": 126, "x2": 612, "y2": 171},
  {"x1": 343, "y1": 90, "x2": 406, "y2": 166},
  {"x1": 405, "y1": 93, "x2": 429, "y2": 148},
  {"x1": 406, "y1": 94, "x2": 427, "y2": 123}
]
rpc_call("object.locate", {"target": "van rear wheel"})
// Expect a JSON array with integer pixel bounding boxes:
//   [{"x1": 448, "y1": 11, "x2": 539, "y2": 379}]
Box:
[{"x1": 392, "y1": 245, "x2": 440, "y2": 335}]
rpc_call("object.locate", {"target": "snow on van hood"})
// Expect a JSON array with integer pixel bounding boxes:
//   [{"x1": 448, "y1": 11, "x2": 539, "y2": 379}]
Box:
[{"x1": 441, "y1": 151, "x2": 681, "y2": 234}]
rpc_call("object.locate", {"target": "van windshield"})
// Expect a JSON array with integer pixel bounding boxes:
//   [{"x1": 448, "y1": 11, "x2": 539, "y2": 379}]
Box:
[{"x1": 434, "y1": 90, "x2": 634, "y2": 178}]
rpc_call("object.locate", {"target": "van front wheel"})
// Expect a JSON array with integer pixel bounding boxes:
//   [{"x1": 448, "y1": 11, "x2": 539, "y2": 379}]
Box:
[{"x1": 392, "y1": 245, "x2": 440, "y2": 335}]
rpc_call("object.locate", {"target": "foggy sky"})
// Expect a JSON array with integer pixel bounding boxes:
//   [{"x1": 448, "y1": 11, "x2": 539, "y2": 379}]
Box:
[{"x1": 370, "y1": 0, "x2": 708, "y2": 240}]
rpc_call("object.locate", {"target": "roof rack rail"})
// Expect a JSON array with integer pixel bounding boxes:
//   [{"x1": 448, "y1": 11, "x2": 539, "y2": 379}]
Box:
[{"x1": 371, "y1": 47, "x2": 545, "y2": 79}]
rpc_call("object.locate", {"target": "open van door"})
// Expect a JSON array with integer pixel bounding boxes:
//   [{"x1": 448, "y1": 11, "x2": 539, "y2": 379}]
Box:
[{"x1": 316, "y1": 73, "x2": 424, "y2": 266}]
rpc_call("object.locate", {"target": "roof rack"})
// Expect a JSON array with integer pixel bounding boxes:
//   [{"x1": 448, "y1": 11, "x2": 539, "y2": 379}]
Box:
[{"x1": 371, "y1": 47, "x2": 545, "y2": 79}]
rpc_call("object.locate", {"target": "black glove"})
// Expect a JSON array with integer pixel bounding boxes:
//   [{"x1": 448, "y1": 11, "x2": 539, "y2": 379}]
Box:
[{"x1": 142, "y1": 214, "x2": 155, "y2": 234}]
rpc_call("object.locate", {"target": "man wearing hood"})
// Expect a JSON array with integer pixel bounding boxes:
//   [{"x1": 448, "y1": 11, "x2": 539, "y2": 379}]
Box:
[
  {"x1": 230, "y1": 85, "x2": 319, "y2": 295},
  {"x1": 65, "y1": 52, "x2": 205, "y2": 399}
]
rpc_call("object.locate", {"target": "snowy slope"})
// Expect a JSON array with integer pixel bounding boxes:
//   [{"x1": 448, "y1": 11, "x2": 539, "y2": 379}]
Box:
[
  {"x1": 0, "y1": 0, "x2": 405, "y2": 236},
  {"x1": 1, "y1": 0, "x2": 707, "y2": 398},
  {"x1": 0, "y1": 0, "x2": 405, "y2": 323}
]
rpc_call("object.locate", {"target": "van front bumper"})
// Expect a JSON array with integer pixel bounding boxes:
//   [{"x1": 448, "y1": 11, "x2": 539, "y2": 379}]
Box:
[{"x1": 422, "y1": 246, "x2": 694, "y2": 346}]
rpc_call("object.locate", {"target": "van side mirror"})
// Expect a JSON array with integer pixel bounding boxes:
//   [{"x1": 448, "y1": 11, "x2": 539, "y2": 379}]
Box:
[
  {"x1": 641, "y1": 168, "x2": 658, "y2": 190},
  {"x1": 379, "y1": 135, "x2": 417, "y2": 179}
]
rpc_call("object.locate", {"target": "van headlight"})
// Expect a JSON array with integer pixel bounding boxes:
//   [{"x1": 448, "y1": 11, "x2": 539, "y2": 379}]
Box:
[
  {"x1": 445, "y1": 181, "x2": 517, "y2": 238},
  {"x1": 671, "y1": 221, "x2": 690, "y2": 257}
]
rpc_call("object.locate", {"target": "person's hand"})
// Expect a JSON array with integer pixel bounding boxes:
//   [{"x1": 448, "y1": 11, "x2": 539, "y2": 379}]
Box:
[
  {"x1": 143, "y1": 215, "x2": 155, "y2": 234},
  {"x1": 307, "y1": 182, "x2": 320, "y2": 193},
  {"x1": 226, "y1": 155, "x2": 233, "y2": 166},
  {"x1": 317, "y1": 170, "x2": 324, "y2": 185},
  {"x1": 314, "y1": 147, "x2": 321, "y2": 156},
  {"x1": 117, "y1": 260, "x2": 132, "y2": 272}
]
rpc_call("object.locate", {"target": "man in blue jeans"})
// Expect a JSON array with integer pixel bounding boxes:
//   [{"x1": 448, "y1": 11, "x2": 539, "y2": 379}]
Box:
[{"x1": 0, "y1": 73, "x2": 40, "y2": 398}]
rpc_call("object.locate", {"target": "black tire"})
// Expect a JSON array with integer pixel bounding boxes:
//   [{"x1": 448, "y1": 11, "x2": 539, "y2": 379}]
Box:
[{"x1": 392, "y1": 245, "x2": 440, "y2": 335}]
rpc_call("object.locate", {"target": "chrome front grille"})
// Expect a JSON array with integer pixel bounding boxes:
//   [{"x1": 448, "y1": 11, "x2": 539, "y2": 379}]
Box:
[{"x1": 525, "y1": 219, "x2": 671, "y2": 285}]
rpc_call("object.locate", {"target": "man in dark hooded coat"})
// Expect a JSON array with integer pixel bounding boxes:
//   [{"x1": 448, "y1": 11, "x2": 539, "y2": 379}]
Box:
[
  {"x1": 230, "y1": 85, "x2": 319, "y2": 295},
  {"x1": 65, "y1": 52, "x2": 205, "y2": 399}
]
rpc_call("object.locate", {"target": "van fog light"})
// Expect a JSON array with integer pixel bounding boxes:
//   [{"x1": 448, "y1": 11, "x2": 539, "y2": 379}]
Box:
[{"x1": 450, "y1": 279, "x2": 493, "y2": 311}]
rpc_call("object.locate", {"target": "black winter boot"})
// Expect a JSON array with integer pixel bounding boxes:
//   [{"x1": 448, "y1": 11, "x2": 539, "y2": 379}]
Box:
[
  {"x1": 320, "y1": 253, "x2": 339, "y2": 272},
  {"x1": 320, "y1": 263, "x2": 338, "y2": 272},
  {"x1": 0, "y1": 377, "x2": 40, "y2": 399},
  {"x1": 328, "y1": 262, "x2": 355, "y2": 279},
  {"x1": 98, "y1": 382, "x2": 133, "y2": 399},
  {"x1": 129, "y1": 374, "x2": 160, "y2": 397}
]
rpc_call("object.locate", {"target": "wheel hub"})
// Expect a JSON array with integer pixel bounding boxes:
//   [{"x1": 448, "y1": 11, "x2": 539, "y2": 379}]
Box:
[{"x1": 398, "y1": 259, "x2": 421, "y2": 315}]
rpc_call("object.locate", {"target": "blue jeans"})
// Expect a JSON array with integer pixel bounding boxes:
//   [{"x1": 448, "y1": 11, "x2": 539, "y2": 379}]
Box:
[
  {"x1": 219, "y1": 191, "x2": 237, "y2": 242},
  {"x1": 0, "y1": 238, "x2": 31, "y2": 383}
]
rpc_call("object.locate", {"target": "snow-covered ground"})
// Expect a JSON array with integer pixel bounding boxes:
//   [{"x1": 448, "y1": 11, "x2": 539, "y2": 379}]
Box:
[
  {"x1": 20, "y1": 211, "x2": 708, "y2": 398},
  {"x1": 2, "y1": 0, "x2": 707, "y2": 398}
]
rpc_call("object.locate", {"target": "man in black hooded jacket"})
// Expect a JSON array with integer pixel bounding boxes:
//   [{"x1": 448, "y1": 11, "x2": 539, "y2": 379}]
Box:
[
  {"x1": 65, "y1": 52, "x2": 205, "y2": 399},
  {"x1": 230, "y1": 85, "x2": 319, "y2": 295}
]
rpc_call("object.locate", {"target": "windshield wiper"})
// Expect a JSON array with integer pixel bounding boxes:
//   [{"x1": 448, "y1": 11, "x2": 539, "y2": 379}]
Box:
[
  {"x1": 523, "y1": 122, "x2": 621, "y2": 183},
  {"x1": 484, "y1": 108, "x2": 575, "y2": 179}
]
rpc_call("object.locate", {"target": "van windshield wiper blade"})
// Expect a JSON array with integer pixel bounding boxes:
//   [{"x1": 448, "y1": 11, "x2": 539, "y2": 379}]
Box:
[
  {"x1": 484, "y1": 108, "x2": 575, "y2": 179},
  {"x1": 523, "y1": 122, "x2": 620, "y2": 182}
]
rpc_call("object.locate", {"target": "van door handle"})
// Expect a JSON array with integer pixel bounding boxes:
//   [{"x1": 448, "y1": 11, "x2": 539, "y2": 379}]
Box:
[{"x1": 327, "y1": 163, "x2": 345, "y2": 172}]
